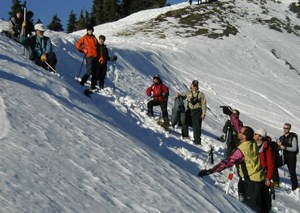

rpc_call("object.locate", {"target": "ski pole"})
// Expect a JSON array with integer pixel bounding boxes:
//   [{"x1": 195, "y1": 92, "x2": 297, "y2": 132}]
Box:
[
  {"x1": 22, "y1": 1, "x2": 27, "y2": 56},
  {"x1": 77, "y1": 55, "x2": 86, "y2": 79},
  {"x1": 112, "y1": 61, "x2": 116, "y2": 94},
  {"x1": 210, "y1": 146, "x2": 214, "y2": 164},
  {"x1": 204, "y1": 146, "x2": 214, "y2": 169},
  {"x1": 45, "y1": 61, "x2": 57, "y2": 73},
  {"x1": 226, "y1": 166, "x2": 235, "y2": 194}
]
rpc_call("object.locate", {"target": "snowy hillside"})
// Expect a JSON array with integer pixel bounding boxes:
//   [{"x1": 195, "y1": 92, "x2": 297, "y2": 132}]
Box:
[{"x1": 0, "y1": 0, "x2": 300, "y2": 212}]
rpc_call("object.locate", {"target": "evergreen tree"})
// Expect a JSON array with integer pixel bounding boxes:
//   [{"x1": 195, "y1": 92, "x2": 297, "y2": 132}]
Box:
[
  {"x1": 91, "y1": 0, "x2": 104, "y2": 25},
  {"x1": 76, "y1": 10, "x2": 88, "y2": 31},
  {"x1": 66, "y1": 10, "x2": 77, "y2": 33},
  {"x1": 103, "y1": 0, "x2": 118, "y2": 23},
  {"x1": 47, "y1": 15, "x2": 64, "y2": 32},
  {"x1": 9, "y1": 0, "x2": 23, "y2": 18}
]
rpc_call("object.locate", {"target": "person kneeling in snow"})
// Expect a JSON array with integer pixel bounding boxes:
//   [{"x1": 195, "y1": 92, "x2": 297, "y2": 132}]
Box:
[
  {"x1": 146, "y1": 74, "x2": 169, "y2": 128},
  {"x1": 20, "y1": 23, "x2": 57, "y2": 71}
]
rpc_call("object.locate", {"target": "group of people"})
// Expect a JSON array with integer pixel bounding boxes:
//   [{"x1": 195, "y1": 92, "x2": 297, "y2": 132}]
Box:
[
  {"x1": 76, "y1": 24, "x2": 117, "y2": 91},
  {"x1": 6, "y1": 9, "x2": 57, "y2": 72},
  {"x1": 198, "y1": 105, "x2": 298, "y2": 212},
  {"x1": 146, "y1": 77, "x2": 207, "y2": 145}
]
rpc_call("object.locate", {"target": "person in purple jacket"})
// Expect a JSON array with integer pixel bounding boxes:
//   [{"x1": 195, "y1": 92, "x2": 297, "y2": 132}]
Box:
[{"x1": 221, "y1": 106, "x2": 243, "y2": 157}]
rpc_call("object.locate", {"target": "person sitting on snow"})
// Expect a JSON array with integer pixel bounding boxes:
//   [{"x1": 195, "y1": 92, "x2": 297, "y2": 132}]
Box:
[
  {"x1": 7, "y1": 9, "x2": 23, "y2": 42},
  {"x1": 146, "y1": 74, "x2": 169, "y2": 128},
  {"x1": 20, "y1": 23, "x2": 57, "y2": 71}
]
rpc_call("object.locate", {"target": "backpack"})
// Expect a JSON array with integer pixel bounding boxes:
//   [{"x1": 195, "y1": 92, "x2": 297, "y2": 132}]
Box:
[{"x1": 263, "y1": 136, "x2": 281, "y2": 167}]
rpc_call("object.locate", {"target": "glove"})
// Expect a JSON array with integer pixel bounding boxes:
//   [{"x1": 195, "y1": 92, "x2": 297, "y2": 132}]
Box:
[
  {"x1": 83, "y1": 49, "x2": 88, "y2": 55},
  {"x1": 222, "y1": 106, "x2": 233, "y2": 116},
  {"x1": 99, "y1": 56, "x2": 104, "y2": 64},
  {"x1": 198, "y1": 169, "x2": 213, "y2": 177},
  {"x1": 22, "y1": 21, "x2": 26, "y2": 28},
  {"x1": 162, "y1": 92, "x2": 168, "y2": 97},
  {"x1": 40, "y1": 53, "x2": 47, "y2": 62}
]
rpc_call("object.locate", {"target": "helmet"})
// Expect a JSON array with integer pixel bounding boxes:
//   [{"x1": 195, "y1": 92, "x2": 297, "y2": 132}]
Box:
[{"x1": 153, "y1": 74, "x2": 160, "y2": 80}]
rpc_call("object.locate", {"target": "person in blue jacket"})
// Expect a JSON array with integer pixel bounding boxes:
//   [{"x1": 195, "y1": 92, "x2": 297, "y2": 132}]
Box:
[{"x1": 20, "y1": 23, "x2": 57, "y2": 71}]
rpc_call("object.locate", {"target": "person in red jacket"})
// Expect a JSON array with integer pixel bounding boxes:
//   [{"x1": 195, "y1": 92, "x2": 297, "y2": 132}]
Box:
[
  {"x1": 75, "y1": 24, "x2": 99, "y2": 88},
  {"x1": 146, "y1": 74, "x2": 169, "y2": 126},
  {"x1": 254, "y1": 128, "x2": 275, "y2": 187},
  {"x1": 254, "y1": 128, "x2": 275, "y2": 211}
]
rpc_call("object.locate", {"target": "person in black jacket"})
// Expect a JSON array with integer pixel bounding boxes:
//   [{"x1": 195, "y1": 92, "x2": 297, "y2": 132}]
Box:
[
  {"x1": 97, "y1": 35, "x2": 117, "y2": 89},
  {"x1": 277, "y1": 123, "x2": 298, "y2": 190},
  {"x1": 8, "y1": 9, "x2": 23, "y2": 42},
  {"x1": 220, "y1": 106, "x2": 243, "y2": 157}
]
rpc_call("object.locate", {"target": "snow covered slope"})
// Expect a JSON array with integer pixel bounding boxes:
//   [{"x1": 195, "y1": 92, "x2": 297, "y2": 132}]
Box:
[{"x1": 0, "y1": 0, "x2": 299, "y2": 212}]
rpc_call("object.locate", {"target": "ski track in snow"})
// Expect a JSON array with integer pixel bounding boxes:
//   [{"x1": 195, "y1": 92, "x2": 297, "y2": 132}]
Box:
[{"x1": 0, "y1": 96, "x2": 10, "y2": 139}]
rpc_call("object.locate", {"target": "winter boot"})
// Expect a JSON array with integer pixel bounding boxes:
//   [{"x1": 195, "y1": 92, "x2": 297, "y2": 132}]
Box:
[
  {"x1": 80, "y1": 74, "x2": 90, "y2": 85},
  {"x1": 162, "y1": 117, "x2": 170, "y2": 129}
]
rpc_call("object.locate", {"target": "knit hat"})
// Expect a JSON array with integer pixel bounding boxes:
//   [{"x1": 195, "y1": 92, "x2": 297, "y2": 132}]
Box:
[
  {"x1": 34, "y1": 23, "x2": 45, "y2": 31},
  {"x1": 255, "y1": 128, "x2": 267, "y2": 137},
  {"x1": 153, "y1": 74, "x2": 160, "y2": 80}
]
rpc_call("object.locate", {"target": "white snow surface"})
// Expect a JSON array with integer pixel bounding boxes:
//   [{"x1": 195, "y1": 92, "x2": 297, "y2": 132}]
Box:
[{"x1": 0, "y1": 0, "x2": 300, "y2": 212}]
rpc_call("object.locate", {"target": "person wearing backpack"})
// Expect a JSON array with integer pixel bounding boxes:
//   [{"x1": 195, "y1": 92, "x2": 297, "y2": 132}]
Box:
[
  {"x1": 254, "y1": 128, "x2": 275, "y2": 211},
  {"x1": 277, "y1": 123, "x2": 298, "y2": 191},
  {"x1": 177, "y1": 80, "x2": 207, "y2": 145},
  {"x1": 146, "y1": 74, "x2": 169, "y2": 128},
  {"x1": 20, "y1": 23, "x2": 57, "y2": 71},
  {"x1": 221, "y1": 106, "x2": 243, "y2": 157},
  {"x1": 199, "y1": 126, "x2": 269, "y2": 213}
]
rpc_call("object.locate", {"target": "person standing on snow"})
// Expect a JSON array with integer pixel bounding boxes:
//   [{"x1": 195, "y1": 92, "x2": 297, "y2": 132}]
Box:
[
  {"x1": 220, "y1": 106, "x2": 243, "y2": 157},
  {"x1": 199, "y1": 126, "x2": 269, "y2": 213},
  {"x1": 97, "y1": 35, "x2": 117, "y2": 89},
  {"x1": 20, "y1": 23, "x2": 57, "y2": 71},
  {"x1": 177, "y1": 80, "x2": 206, "y2": 145},
  {"x1": 253, "y1": 128, "x2": 275, "y2": 211},
  {"x1": 276, "y1": 123, "x2": 298, "y2": 191},
  {"x1": 75, "y1": 24, "x2": 99, "y2": 88},
  {"x1": 146, "y1": 74, "x2": 169, "y2": 128}
]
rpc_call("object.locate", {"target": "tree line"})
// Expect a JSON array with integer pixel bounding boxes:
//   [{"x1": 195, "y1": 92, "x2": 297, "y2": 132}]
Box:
[{"x1": 9, "y1": 0, "x2": 168, "y2": 33}]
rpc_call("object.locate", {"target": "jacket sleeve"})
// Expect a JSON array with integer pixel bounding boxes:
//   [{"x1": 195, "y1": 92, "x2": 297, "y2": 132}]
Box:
[
  {"x1": 75, "y1": 36, "x2": 84, "y2": 52},
  {"x1": 162, "y1": 84, "x2": 169, "y2": 95},
  {"x1": 200, "y1": 92, "x2": 207, "y2": 114},
  {"x1": 286, "y1": 136, "x2": 298, "y2": 152},
  {"x1": 264, "y1": 143, "x2": 275, "y2": 180},
  {"x1": 230, "y1": 114, "x2": 242, "y2": 133},
  {"x1": 45, "y1": 37, "x2": 53, "y2": 54},
  {"x1": 211, "y1": 148, "x2": 244, "y2": 173},
  {"x1": 146, "y1": 85, "x2": 153, "y2": 96}
]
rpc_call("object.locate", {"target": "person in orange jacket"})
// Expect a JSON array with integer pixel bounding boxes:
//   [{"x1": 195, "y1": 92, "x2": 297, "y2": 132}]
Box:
[
  {"x1": 75, "y1": 24, "x2": 99, "y2": 88},
  {"x1": 146, "y1": 74, "x2": 169, "y2": 126}
]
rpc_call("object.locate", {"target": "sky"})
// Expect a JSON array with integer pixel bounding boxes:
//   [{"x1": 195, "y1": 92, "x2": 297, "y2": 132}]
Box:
[
  {"x1": 0, "y1": 0, "x2": 300, "y2": 212},
  {"x1": 0, "y1": 0, "x2": 184, "y2": 31}
]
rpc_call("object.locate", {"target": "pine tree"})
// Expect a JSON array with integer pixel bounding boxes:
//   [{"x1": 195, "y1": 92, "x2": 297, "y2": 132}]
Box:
[
  {"x1": 103, "y1": 0, "x2": 118, "y2": 23},
  {"x1": 9, "y1": 0, "x2": 23, "y2": 18},
  {"x1": 47, "y1": 15, "x2": 64, "y2": 32},
  {"x1": 76, "y1": 10, "x2": 88, "y2": 31},
  {"x1": 91, "y1": 0, "x2": 104, "y2": 25},
  {"x1": 66, "y1": 10, "x2": 77, "y2": 33}
]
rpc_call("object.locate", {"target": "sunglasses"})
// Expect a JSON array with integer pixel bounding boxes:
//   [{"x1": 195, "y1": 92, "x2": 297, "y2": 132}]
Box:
[{"x1": 283, "y1": 127, "x2": 290, "y2": 130}]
